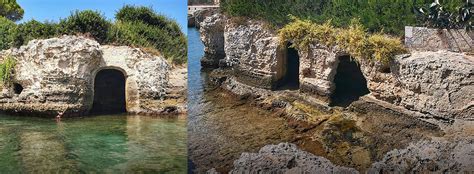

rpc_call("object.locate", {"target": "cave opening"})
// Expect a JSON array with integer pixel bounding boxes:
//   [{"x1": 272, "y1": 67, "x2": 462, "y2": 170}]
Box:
[
  {"x1": 13, "y1": 83, "x2": 23, "y2": 94},
  {"x1": 90, "y1": 69, "x2": 126, "y2": 115},
  {"x1": 330, "y1": 55, "x2": 370, "y2": 107},
  {"x1": 277, "y1": 43, "x2": 300, "y2": 90}
]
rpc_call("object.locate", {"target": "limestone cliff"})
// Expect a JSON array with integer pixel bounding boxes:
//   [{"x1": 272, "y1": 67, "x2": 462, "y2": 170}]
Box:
[{"x1": 0, "y1": 35, "x2": 183, "y2": 116}]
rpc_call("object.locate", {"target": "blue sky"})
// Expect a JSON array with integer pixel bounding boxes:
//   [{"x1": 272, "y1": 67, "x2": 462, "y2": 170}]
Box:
[{"x1": 17, "y1": 0, "x2": 187, "y2": 33}]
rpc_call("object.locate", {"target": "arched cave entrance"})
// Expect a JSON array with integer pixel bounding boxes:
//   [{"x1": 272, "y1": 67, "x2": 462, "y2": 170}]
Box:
[
  {"x1": 90, "y1": 69, "x2": 126, "y2": 114},
  {"x1": 277, "y1": 43, "x2": 300, "y2": 90},
  {"x1": 330, "y1": 55, "x2": 369, "y2": 107}
]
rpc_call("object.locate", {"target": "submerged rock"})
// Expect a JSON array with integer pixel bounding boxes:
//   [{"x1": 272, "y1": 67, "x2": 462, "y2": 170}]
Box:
[
  {"x1": 0, "y1": 35, "x2": 183, "y2": 116},
  {"x1": 226, "y1": 143, "x2": 358, "y2": 174}
]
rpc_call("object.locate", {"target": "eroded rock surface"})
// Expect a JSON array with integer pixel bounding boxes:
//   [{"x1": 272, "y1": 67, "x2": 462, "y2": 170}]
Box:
[
  {"x1": 199, "y1": 13, "x2": 226, "y2": 68},
  {"x1": 226, "y1": 143, "x2": 358, "y2": 174},
  {"x1": 198, "y1": 12, "x2": 474, "y2": 121},
  {"x1": 0, "y1": 35, "x2": 181, "y2": 116},
  {"x1": 369, "y1": 138, "x2": 474, "y2": 173}
]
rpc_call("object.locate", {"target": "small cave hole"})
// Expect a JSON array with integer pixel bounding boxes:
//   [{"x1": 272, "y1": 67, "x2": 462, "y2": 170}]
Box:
[
  {"x1": 381, "y1": 66, "x2": 391, "y2": 73},
  {"x1": 277, "y1": 42, "x2": 300, "y2": 90},
  {"x1": 13, "y1": 83, "x2": 23, "y2": 94},
  {"x1": 330, "y1": 55, "x2": 370, "y2": 107}
]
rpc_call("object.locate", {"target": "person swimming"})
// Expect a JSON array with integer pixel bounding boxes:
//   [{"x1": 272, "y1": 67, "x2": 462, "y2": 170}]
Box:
[
  {"x1": 56, "y1": 108, "x2": 67, "y2": 122},
  {"x1": 56, "y1": 111, "x2": 64, "y2": 121}
]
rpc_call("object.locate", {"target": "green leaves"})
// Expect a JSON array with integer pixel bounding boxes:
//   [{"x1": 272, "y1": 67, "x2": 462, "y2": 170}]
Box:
[
  {"x1": 13, "y1": 20, "x2": 58, "y2": 47},
  {"x1": 0, "y1": 5, "x2": 186, "y2": 64},
  {"x1": 59, "y1": 10, "x2": 111, "y2": 43},
  {"x1": 0, "y1": 55, "x2": 15, "y2": 86},
  {"x1": 111, "y1": 6, "x2": 187, "y2": 64},
  {"x1": 0, "y1": 17, "x2": 15, "y2": 50},
  {"x1": 0, "y1": 0, "x2": 24, "y2": 21},
  {"x1": 279, "y1": 18, "x2": 407, "y2": 66},
  {"x1": 415, "y1": 0, "x2": 473, "y2": 30},
  {"x1": 221, "y1": 0, "x2": 465, "y2": 35}
]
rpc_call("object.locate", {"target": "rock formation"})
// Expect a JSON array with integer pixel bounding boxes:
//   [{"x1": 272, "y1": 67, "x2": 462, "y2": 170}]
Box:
[
  {"x1": 198, "y1": 12, "x2": 474, "y2": 121},
  {"x1": 0, "y1": 35, "x2": 183, "y2": 116},
  {"x1": 211, "y1": 143, "x2": 358, "y2": 174},
  {"x1": 369, "y1": 138, "x2": 474, "y2": 173},
  {"x1": 199, "y1": 13, "x2": 226, "y2": 68}
]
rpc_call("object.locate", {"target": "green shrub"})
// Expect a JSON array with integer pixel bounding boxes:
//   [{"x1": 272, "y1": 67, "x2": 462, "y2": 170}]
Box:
[
  {"x1": 0, "y1": 0, "x2": 24, "y2": 21},
  {"x1": 0, "y1": 6, "x2": 187, "y2": 64},
  {"x1": 111, "y1": 5, "x2": 187, "y2": 64},
  {"x1": 115, "y1": 5, "x2": 182, "y2": 37},
  {"x1": 279, "y1": 18, "x2": 407, "y2": 65},
  {"x1": 0, "y1": 55, "x2": 16, "y2": 85},
  {"x1": 59, "y1": 10, "x2": 111, "y2": 43},
  {"x1": 13, "y1": 20, "x2": 58, "y2": 47},
  {"x1": 367, "y1": 34, "x2": 406, "y2": 64},
  {"x1": 107, "y1": 21, "x2": 187, "y2": 64},
  {"x1": 335, "y1": 19, "x2": 369, "y2": 61},
  {"x1": 278, "y1": 17, "x2": 337, "y2": 51},
  {"x1": 0, "y1": 17, "x2": 16, "y2": 50},
  {"x1": 221, "y1": 0, "x2": 463, "y2": 35}
]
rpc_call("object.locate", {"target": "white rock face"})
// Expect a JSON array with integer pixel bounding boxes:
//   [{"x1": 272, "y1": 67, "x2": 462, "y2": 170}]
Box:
[
  {"x1": 199, "y1": 13, "x2": 474, "y2": 120},
  {"x1": 224, "y1": 20, "x2": 280, "y2": 89},
  {"x1": 0, "y1": 36, "x2": 175, "y2": 116},
  {"x1": 199, "y1": 13, "x2": 226, "y2": 68}
]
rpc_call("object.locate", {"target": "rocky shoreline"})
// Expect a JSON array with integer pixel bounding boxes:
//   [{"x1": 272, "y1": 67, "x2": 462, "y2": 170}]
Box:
[
  {"x1": 195, "y1": 10, "x2": 474, "y2": 173},
  {"x1": 202, "y1": 67, "x2": 473, "y2": 173},
  {"x1": 197, "y1": 11, "x2": 473, "y2": 121}
]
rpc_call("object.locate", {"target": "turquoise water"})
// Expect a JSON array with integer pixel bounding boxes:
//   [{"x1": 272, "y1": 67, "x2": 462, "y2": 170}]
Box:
[{"x1": 0, "y1": 114, "x2": 187, "y2": 173}]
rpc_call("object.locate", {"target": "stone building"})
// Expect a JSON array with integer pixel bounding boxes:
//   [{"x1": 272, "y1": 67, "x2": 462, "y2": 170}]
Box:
[{"x1": 0, "y1": 36, "x2": 182, "y2": 116}]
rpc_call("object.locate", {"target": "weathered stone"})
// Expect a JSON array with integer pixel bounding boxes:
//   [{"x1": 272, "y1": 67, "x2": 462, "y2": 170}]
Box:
[
  {"x1": 228, "y1": 143, "x2": 358, "y2": 174},
  {"x1": 391, "y1": 51, "x2": 474, "y2": 120},
  {"x1": 0, "y1": 35, "x2": 180, "y2": 116},
  {"x1": 405, "y1": 26, "x2": 473, "y2": 53},
  {"x1": 199, "y1": 13, "x2": 226, "y2": 68},
  {"x1": 194, "y1": 9, "x2": 218, "y2": 29},
  {"x1": 200, "y1": 13, "x2": 474, "y2": 121},
  {"x1": 224, "y1": 19, "x2": 281, "y2": 89},
  {"x1": 369, "y1": 138, "x2": 474, "y2": 173}
]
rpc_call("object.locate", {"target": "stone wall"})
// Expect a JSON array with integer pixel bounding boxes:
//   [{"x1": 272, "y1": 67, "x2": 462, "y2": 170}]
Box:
[
  {"x1": 199, "y1": 13, "x2": 474, "y2": 120},
  {"x1": 0, "y1": 36, "x2": 172, "y2": 116},
  {"x1": 405, "y1": 26, "x2": 473, "y2": 53}
]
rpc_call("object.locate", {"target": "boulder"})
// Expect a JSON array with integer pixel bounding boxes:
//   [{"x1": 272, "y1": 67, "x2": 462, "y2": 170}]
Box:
[{"x1": 229, "y1": 143, "x2": 358, "y2": 174}]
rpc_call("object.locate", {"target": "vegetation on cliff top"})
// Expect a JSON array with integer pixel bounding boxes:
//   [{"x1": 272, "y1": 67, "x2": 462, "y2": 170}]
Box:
[
  {"x1": 278, "y1": 17, "x2": 407, "y2": 65},
  {"x1": 221, "y1": 0, "x2": 465, "y2": 35},
  {"x1": 0, "y1": 5, "x2": 187, "y2": 64},
  {"x1": 0, "y1": 55, "x2": 15, "y2": 86}
]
